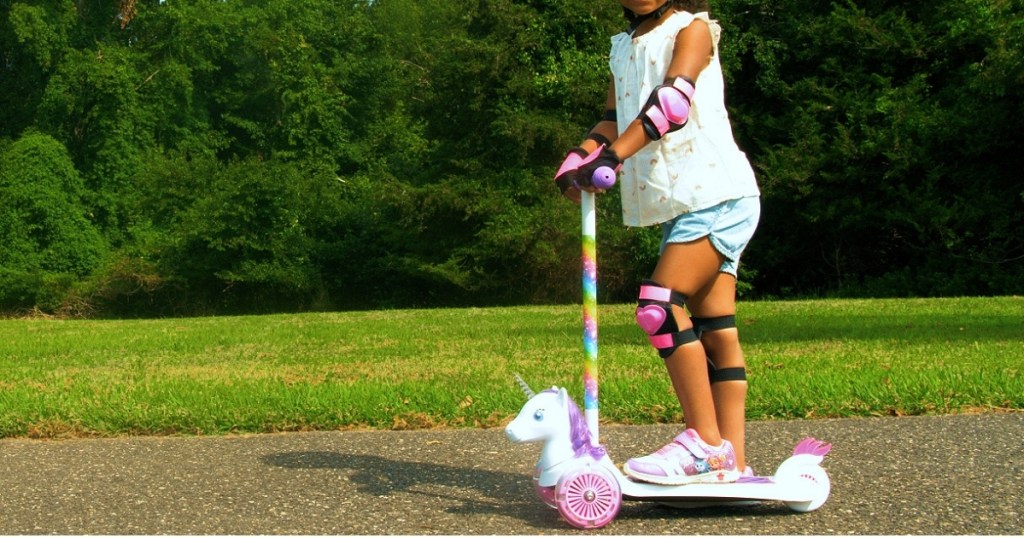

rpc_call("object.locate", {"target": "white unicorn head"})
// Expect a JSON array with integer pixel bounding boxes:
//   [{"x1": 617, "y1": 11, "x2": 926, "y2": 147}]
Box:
[{"x1": 506, "y1": 375, "x2": 605, "y2": 474}]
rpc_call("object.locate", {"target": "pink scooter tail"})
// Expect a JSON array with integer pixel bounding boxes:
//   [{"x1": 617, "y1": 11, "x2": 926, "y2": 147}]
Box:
[{"x1": 793, "y1": 438, "x2": 832, "y2": 458}]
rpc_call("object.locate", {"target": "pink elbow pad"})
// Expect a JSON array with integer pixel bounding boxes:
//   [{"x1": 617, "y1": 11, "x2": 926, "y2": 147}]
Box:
[{"x1": 639, "y1": 76, "x2": 695, "y2": 140}]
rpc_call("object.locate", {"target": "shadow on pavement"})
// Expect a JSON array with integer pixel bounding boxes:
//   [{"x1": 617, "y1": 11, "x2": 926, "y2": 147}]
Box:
[
  {"x1": 261, "y1": 450, "x2": 569, "y2": 530},
  {"x1": 260, "y1": 450, "x2": 794, "y2": 532}
]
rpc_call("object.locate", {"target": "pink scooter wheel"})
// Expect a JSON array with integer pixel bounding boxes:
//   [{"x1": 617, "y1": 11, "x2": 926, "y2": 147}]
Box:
[{"x1": 555, "y1": 466, "x2": 621, "y2": 529}]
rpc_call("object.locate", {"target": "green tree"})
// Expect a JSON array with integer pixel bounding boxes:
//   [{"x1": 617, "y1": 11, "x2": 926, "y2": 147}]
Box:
[
  {"x1": 0, "y1": 131, "x2": 107, "y2": 310},
  {"x1": 0, "y1": 1, "x2": 73, "y2": 139},
  {"x1": 717, "y1": 0, "x2": 1024, "y2": 296},
  {"x1": 99, "y1": 154, "x2": 326, "y2": 314},
  {"x1": 3, "y1": 0, "x2": 1022, "y2": 315}
]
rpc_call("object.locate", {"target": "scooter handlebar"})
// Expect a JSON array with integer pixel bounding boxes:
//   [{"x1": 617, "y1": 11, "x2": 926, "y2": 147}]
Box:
[{"x1": 591, "y1": 166, "x2": 617, "y2": 189}]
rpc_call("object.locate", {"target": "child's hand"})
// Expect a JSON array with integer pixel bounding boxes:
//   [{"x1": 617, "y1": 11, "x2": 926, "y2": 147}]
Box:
[
  {"x1": 554, "y1": 145, "x2": 619, "y2": 203},
  {"x1": 554, "y1": 147, "x2": 588, "y2": 198},
  {"x1": 573, "y1": 145, "x2": 621, "y2": 191}
]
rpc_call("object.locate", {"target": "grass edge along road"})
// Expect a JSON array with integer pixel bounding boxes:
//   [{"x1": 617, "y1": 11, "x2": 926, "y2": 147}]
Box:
[{"x1": 1, "y1": 296, "x2": 1021, "y2": 438}]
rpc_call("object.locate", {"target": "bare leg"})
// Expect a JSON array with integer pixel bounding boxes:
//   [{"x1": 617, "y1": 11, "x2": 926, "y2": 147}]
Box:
[
  {"x1": 711, "y1": 370, "x2": 747, "y2": 470},
  {"x1": 651, "y1": 238, "x2": 726, "y2": 446},
  {"x1": 689, "y1": 272, "x2": 748, "y2": 470},
  {"x1": 624, "y1": 237, "x2": 747, "y2": 485}
]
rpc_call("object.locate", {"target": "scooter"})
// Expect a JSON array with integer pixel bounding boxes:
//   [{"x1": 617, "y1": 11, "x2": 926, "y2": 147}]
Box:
[{"x1": 505, "y1": 170, "x2": 832, "y2": 529}]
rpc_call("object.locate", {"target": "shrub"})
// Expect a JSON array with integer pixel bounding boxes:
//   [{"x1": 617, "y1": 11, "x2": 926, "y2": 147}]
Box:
[{"x1": 0, "y1": 132, "x2": 107, "y2": 312}]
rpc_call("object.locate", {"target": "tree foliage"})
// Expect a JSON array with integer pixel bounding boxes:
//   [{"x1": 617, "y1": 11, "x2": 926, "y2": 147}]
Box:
[
  {"x1": 0, "y1": 131, "x2": 107, "y2": 311},
  {"x1": 717, "y1": 0, "x2": 1024, "y2": 296},
  {"x1": 1, "y1": 0, "x2": 1021, "y2": 315}
]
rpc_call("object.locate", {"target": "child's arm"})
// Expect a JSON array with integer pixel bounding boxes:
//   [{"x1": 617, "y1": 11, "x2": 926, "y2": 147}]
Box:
[
  {"x1": 580, "y1": 80, "x2": 620, "y2": 154},
  {"x1": 561, "y1": 18, "x2": 714, "y2": 197},
  {"x1": 609, "y1": 18, "x2": 713, "y2": 161}
]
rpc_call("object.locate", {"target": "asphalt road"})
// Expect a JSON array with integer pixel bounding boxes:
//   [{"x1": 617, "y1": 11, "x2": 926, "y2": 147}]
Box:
[{"x1": 1, "y1": 413, "x2": 1021, "y2": 535}]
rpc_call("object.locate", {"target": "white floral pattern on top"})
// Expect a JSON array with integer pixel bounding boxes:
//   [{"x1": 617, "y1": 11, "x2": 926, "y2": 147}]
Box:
[{"x1": 610, "y1": 11, "x2": 760, "y2": 227}]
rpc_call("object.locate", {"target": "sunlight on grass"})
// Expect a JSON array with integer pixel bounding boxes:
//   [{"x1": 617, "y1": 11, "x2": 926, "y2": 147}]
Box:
[{"x1": 1, "y1": 297, "x2": 1021, "y2": 437}]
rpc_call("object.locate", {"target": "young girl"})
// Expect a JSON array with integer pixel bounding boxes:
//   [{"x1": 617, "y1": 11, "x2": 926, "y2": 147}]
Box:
[{"x1": 554, "y1": 0, "x2": 760, "y2": 485}]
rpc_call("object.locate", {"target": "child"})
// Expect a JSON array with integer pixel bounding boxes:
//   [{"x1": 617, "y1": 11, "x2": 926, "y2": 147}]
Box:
[{"x1": 554, "y1": 0, "x2": 760, "y2": 485}]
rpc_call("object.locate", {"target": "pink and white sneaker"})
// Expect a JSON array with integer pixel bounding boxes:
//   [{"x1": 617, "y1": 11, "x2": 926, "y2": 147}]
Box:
[{"x1": 624, "y1": 429, "x2": 741, "y2": 485}]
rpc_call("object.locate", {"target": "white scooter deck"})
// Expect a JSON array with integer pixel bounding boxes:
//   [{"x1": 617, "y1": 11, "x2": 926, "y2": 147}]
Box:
[
  {"x1": 621, "y1": 473, "x2": 813, "y2": 506},
  {"x1": 589, "y1": 447, "x2": 832, "y2": 513}
]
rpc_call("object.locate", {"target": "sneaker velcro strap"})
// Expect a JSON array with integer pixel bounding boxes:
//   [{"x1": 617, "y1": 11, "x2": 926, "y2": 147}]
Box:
[{"x1": 674, "y1": 430, "x2": 709, "y2": 459}]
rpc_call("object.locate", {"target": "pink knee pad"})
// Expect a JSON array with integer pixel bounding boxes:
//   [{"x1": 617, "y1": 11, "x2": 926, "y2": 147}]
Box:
[{"x1": 635, "y1": 280, "x2": 697, "y2": 359}]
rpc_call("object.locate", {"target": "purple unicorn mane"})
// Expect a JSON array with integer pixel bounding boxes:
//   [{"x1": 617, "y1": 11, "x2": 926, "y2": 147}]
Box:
[{"x1": 542, "y1": 388, "x2": 606, "y2": 459}]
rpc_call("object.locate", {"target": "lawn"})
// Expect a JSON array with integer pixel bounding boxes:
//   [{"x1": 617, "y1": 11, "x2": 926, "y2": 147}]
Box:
[{"x1": 1, "y1": 297, "x2": 1021, "y2": 438}]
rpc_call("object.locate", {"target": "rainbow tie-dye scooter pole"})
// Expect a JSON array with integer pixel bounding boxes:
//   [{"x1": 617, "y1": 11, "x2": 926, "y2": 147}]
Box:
[
  {"x1": 581, "y1": 189, "x2": 601, "y2": 444},
  {"x1": 582, "y1": 166, "x2": 617, "y2": 443}
]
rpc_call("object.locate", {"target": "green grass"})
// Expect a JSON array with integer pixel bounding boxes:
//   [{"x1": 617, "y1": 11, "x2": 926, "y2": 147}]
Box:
[{"x1": 1, "y1": 297, "x2": 1021, "y2": 438}]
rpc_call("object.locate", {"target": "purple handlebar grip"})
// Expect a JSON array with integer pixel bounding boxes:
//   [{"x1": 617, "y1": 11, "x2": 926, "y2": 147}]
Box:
[{"x1": 592, "y1": 166, "x2": 617, "y2": 189}]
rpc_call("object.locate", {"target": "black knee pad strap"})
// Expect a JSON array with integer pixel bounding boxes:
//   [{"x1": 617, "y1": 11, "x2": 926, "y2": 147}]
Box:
[
  {"x1": 691, "y1": 315, "x2": 736, "y2": 339},
  {"x1": 708, "y1": 365, "x2": 747, "y2": 383},
  {"x1": 655, "y1": 329, "x2": 700, "y2": 359}
]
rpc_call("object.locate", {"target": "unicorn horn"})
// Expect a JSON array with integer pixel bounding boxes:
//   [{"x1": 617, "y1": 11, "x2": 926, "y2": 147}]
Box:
[{"x1": 513, "y1": 373, "x2": 536, "y2": 399}]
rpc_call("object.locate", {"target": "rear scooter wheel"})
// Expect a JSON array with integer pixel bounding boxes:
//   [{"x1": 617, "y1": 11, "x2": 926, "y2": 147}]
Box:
[{"x1": 555, "y1": 466, "x2": 621, "y2": 529}]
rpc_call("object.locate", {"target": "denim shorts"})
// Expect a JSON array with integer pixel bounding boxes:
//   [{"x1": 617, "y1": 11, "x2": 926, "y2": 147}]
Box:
[{"x1": 660, "y1": 196, "x2": 761, "y2": 276}]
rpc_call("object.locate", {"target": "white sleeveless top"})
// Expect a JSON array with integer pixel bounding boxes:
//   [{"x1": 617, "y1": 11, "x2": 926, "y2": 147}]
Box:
[{"x1": 610, "y1": 11, "x2": 760, "y2": 227}]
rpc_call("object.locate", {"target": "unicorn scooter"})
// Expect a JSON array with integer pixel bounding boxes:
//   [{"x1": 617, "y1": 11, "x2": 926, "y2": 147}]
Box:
[{"x1": 505, "y1": 170, "x2": 833, "y2": 530}]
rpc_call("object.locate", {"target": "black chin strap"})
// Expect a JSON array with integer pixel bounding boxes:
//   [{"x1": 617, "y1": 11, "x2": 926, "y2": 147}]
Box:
[{"x1": 624, "y1": 1, "x2": 673, "y2": 35}]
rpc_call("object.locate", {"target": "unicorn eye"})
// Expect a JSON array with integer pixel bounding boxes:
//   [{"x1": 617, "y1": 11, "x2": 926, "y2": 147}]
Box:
[{"x1": 533, "y1": 409, "x2": 545, "y2": 421}]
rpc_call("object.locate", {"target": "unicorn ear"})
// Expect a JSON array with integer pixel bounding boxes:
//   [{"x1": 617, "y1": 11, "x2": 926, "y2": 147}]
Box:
[{"x1": 558, "y1": 387, "x2": 570, "y2": 407}]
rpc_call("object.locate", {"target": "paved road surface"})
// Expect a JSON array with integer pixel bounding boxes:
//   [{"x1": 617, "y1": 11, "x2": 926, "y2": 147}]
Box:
[{"x1": 1, "y1": 414, "x2": 1021, "y2": 534}]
